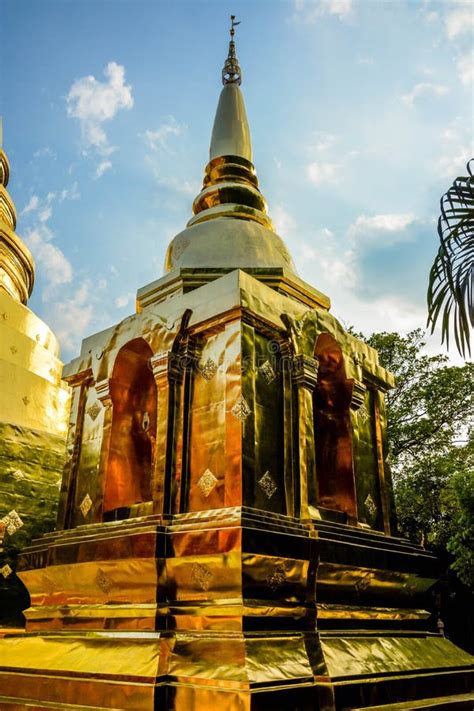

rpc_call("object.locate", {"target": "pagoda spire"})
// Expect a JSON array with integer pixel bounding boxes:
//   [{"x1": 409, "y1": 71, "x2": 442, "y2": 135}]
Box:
[
  {"x1": 0, "y1": 121, "x2": 35, "y2": 304},
  {"x1": 189, "y1": 17, "x2": 270, "y2": 227},
  {"x1": 222, "y1": 15, "x2": 242, "y2": 86},
  {"x1": 209, "y1": 16, "x2": 251, "y2": 162},
  {"x1": 163, "y1": 18, "x2": 297, "y2": 277}
]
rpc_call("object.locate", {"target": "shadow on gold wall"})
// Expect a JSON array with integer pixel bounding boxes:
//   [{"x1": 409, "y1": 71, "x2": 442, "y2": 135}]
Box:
[
  {"x1": 314, "y1": 333, "x2": 357, "y2": 520},
  {"x1": 103, "y1": 338, "x2": 157, "y2": 519}
]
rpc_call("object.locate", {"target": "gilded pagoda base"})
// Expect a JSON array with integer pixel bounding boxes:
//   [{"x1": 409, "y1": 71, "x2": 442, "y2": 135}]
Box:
[
  {"x1": 0, "y1": 629, "x2": 472, "y2": 710},
  {"x1": 0, "y1": 510, "x2": 472, "y2": 710}
]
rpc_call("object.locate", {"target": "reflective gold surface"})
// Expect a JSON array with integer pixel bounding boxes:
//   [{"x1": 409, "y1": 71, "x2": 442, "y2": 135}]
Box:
[
  {"x1": 0, "y1": 140, "x2": 70, "y2": 625},
  {"x1": 0, "y1": 145, "x2": 34, "y2": 304},
  {"x1": 0, "y1": 24, "x2": 473, "y2": 711}
]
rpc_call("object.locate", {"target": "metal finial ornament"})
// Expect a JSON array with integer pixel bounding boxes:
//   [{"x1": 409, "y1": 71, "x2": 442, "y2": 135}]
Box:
[{"x1": 222, "y1": 15, "x2": 242, "y2": 85}]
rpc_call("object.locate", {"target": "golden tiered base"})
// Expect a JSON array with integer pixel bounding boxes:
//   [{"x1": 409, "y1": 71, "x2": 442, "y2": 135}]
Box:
[{"x1": 0, "y1": 510, "x2": 472, "y2": 710}]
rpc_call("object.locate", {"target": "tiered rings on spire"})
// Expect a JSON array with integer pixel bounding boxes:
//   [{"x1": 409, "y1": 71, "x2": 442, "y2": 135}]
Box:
[{"x1": 0, "y1": 124, "x2": 35, "y2": 304}]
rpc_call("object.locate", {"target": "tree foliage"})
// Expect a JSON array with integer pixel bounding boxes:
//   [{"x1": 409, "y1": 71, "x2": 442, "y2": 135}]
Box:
[
  {"x1": 364, "y1": 329, "x2": 473, "y2": 588},
  {"x1": 427, "y1": 159, "x2": 474, "y2": 358}
]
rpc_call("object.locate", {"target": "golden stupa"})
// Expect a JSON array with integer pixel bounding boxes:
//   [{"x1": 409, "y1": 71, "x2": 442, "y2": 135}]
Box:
[
  {"x1": 0, "y1": 20, "x2": 472, "y2": 710},
  {"x1": 0, "y1": 123, "x2": 70, "y2": 626}
]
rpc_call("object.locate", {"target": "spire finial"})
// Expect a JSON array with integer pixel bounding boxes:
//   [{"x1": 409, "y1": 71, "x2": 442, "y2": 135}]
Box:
[{"x1": 222, "y1": 15, "x2": 242, "y2": 86}]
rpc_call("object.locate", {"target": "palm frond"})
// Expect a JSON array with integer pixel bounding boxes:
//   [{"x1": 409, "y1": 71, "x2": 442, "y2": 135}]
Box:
[{"x1": 428, "y1": 158, "x2": 474, "y2": 358}]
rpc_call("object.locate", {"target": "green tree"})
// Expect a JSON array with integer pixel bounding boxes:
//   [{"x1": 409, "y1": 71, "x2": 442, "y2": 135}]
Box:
[{"x1": 364, "y1": 329, "x2": 474, "y2": 588}]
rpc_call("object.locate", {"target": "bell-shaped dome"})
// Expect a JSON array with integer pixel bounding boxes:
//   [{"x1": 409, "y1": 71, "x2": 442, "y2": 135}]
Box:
[{"x1": 165, "y1": 218, "x2": 296, "y2": 273}]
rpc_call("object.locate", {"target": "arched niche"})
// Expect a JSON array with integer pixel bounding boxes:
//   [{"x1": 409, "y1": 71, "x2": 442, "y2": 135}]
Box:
[
  {"x1": 313, "y1": 333, "x2": 357, "y2": 521},
  {"x1": 103, "y1": 338, "x2": 157, "y2": 520}
]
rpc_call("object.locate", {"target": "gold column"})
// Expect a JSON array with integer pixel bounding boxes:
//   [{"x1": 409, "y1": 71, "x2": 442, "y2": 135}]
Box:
[
  {"x1": 94, "y1": 378, "x2": 115, "y2": 523},
  {"x1": 150, "y1": 350, "x2": 182, "y2": 515},
  {"x1": 292, "y1": 353, "x2": 319, "y2": 520},
  {"x1": 57, "y1": 368, "x2": 93, "y2": 529},
  {"x1": 373, "y1": 390, "x2": 392, "y2": 536}
]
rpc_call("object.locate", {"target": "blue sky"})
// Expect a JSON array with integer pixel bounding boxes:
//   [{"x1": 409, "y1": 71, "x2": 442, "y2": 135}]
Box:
[{"x1": 1, "y1": 0, "x2": 472, "y2": 361}]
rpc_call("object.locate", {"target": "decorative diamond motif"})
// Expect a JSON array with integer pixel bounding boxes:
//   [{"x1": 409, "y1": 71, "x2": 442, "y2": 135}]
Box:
[
  {"x1": 87, "y1": 402, "x2": 102, "y2": 421},
  {"x1": 199, "y1": 357, "x2": 218, "y2": 381},
  {"x1": 191, "y1": 562, "x2": 213, "y2": 591},
  {"x1": 2, "y1": 510, "x2": 24, "y2": 536},
  {"x1": 267, "y1": 564, "x2": 287, "y2": 591},
  {"x1": 358, "y1": 403, "x2": 369, "y2": 423},
  {"x1": 22, "y1": 396, "x2": 30, "y2": 406},
  {"x1": 79, "y1": 494, "x2": 93, "y2": 518},
  {"x1": 231, "y1": 395, "x2": 251, "y2": 422},
  {"x1": 12, "y1": 469, "x2": 26, "y2": 481},
  {"x1": 10, "y1": 345, "x2": 17, "y2": 355},
  {"x1": 259, "y1": 360, "x2": 276, "y2": 384},
  {"x1": 364, "y1": 494, "x2": 377, "y2": 517},
  {"x1": 96, "y1": 568, "x2": 113, "y2": 594},
  {"x1": 197, "y1": 469, "x2": 218, "y2": 498},
  {"x1": 0, "y1": 564, "x2": 12, "y2": 578},
  {"x1": 258, "y1": 471, "x2": 277, "y2": 500},
  {"x1": 355, "y1": 574, "x2": 372, "y2": 593}
]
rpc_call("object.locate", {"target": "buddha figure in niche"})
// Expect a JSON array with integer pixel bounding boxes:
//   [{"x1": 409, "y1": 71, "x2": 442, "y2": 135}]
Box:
[
  {"x1": 314, "y1": 333, "x2": 357, "y2": 521},
  {"x1": 103, "y1": 339, "x2": 157, "y2": 519}
]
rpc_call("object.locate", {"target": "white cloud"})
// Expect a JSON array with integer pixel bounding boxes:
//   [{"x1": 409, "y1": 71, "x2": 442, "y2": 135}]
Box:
[
  {"x1": 295, "y1": 228, "x2": 357, "y2": 290},
  {"x1": 50, "y1": 282, "x2": 94, "y2": 351},
  {"x1": 437, "y1": 148, "x2": 472, "y2": 180},
  {"x1": 457, "y1": 50, "x2": 474, "y2": 86},
  {"x1": 347, "y1": 214, "x2": 416, "y2": 247},
  {"x1": 445, "y1": 3, "x2": 474, "y2": 39},
  {"x1": 21, "y1": 184, "x2": 80, "y2": 221},
  {"x1": 33, "y1": 146, "x2": 56, "y2": 160},
  {"x1": 38, "y1": 206, "x2": 52, "y2": 223},
  {"x1": 272, "y1": 205, "x2": 297, "y2": 235},
  {"x1": 333, "y1": 293, "x2": 427, "y2": 335},
  {"x1": 424, "y1": 10, "x2": 439, "y2": 23},
  {"x1": 24, "y1": 227, "x2": 73, "y2": 289},
  {"x1": 436, "y1": 118, "x2": 473, "y2": 179},
  {"x1": 66, "y1": 62, "x2": 133, "y2": 176},
  {"x1": 306, "y1": 160, "x2": 339, "y2": 185},
  {"x1": 114, "y1": 292, "x2": 134, "y2": 308},
  {"x1": 358, "y1": 56, "x2": 375, "y2": 67},
  {"x1": 67, "y1": 62, "x2": 133, "y2": 147},
  {"x1": 293, "y1": 0, "x2": 354, "y2": 22},
  {"x1": 312, "y1": 131, "x2": 337, "y2": 152},
  {"x1": 21, "y1": 195, "x2": 39, "y2": 215},
  {"x1": 143, "y1": 116, "x2": 183, "y2": 152},
  {"x1": 95, "y1": 160, "x2": 112, "y2": 179},
  {"x1": 349, "y1": 213, "x2": 415, "y2": 237},
  {"x1": 400, "y1": 82, "x2": 449, "y2": 107},
  {"x1": 154, "y1": 176, "x2": 198, "y2": 196},
  {"x1": 59, "y1": 182, "x2": 80, "y2": 202}
]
